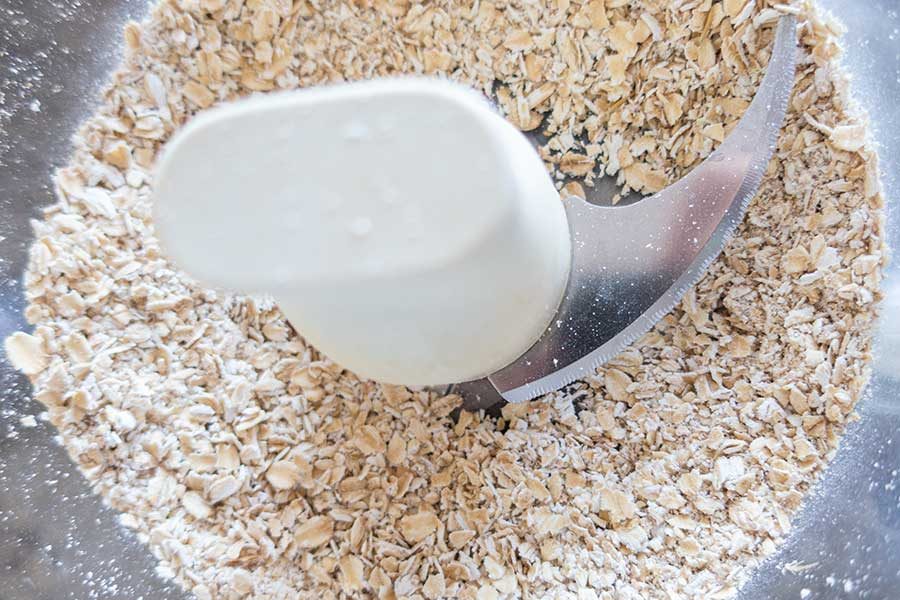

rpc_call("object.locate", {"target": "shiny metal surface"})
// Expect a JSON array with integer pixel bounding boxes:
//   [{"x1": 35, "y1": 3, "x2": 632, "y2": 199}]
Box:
[
  {"x1": 0, "y1": 2, "x2": 188, "y2": 599},
  {"x1": 487, "y1": 17, "x2": 796, "y2": 403},
  {"x1": 0, "y1": 3, "x2": 897, "y2": 600}
]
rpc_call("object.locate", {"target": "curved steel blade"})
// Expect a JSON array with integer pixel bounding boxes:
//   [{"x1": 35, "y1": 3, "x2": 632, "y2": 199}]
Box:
[{"x1": 482, "y1": 15, "x2": 797, "y2": 404}]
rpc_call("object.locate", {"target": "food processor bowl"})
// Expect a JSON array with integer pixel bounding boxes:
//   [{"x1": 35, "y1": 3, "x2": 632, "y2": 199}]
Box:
[{"x1": 0, "y1": 1, "x2": 897, "y2": 598}]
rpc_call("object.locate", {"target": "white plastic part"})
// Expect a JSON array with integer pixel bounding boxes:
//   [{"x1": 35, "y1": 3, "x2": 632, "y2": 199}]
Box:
[{"x1": 153, "y1": 78, "x2": 571, "y2": 385}]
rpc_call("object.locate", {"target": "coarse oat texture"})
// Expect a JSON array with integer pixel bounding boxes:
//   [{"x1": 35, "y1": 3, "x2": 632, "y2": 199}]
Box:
[{"x1": 4, "y1": 0, "x2": 886, "y2": 599}]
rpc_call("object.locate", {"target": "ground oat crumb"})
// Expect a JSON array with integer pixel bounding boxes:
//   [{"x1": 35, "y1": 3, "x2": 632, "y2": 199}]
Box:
[{"x1": 8, "y1": 0, "x2": 886, "y2": 599}]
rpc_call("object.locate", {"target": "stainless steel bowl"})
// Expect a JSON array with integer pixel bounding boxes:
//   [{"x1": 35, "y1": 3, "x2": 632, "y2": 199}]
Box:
[{"x1": 1, "y1": 1, "x2": 897, "y2": 598}]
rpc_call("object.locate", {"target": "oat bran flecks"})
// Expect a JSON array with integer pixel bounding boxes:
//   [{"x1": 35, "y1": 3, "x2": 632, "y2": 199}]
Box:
[{"x1": 8, "y1": 0, "x2": 885, "y2": 599}]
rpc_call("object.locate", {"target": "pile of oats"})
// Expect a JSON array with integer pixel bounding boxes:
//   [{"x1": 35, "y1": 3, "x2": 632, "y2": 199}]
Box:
[{"x1": 5, "y1": 0, "x2": 885, "y2": 598}]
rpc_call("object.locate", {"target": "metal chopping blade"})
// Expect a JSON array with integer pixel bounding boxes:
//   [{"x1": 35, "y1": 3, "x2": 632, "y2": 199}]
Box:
[{"x1": 454, "y1": 15, "x2": 797, "y2": 409}]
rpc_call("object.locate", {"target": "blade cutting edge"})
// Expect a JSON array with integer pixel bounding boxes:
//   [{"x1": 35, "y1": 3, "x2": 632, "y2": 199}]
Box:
[{"x1": 487, "y1": 15, "x2": 798, "y2": 404}]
